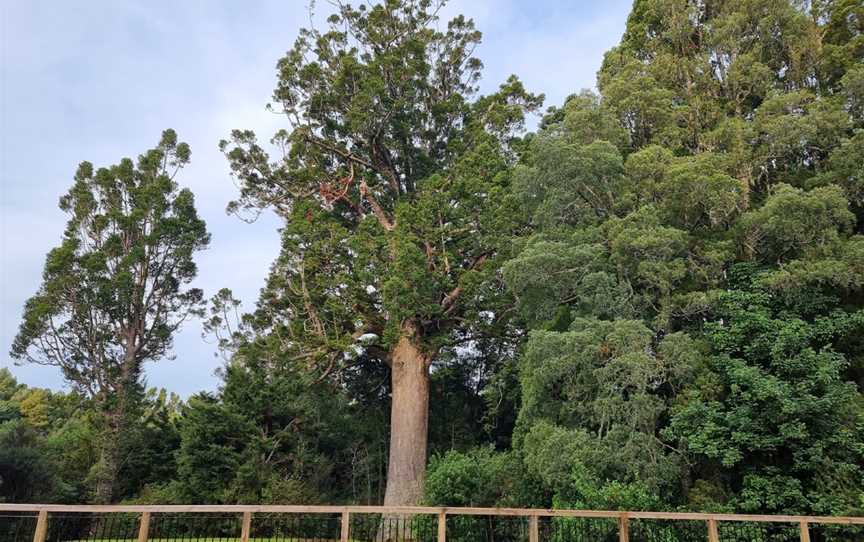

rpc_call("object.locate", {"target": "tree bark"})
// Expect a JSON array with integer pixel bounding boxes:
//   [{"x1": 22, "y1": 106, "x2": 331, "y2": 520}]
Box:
[
  {"x1": 93, "y1": 366, "x2": 133, "y2": 504},
  {"x1": 383, "y1": 324, "x2": 430, "y2": 507},
  {"x1": 93, "y1": 415, "x2": 122, "y2": 504}
]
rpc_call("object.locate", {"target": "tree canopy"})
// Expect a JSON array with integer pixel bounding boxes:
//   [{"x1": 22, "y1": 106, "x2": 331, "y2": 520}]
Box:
[
  {"x1": 5, "y1": 0, "x2": 863, "y2": 518},
  {"x1": 11, "y1": 130, "x2": 209, "y2": 502},
  {"x1": 219, "y1": 0, "x2": 541, "y2": 507}
]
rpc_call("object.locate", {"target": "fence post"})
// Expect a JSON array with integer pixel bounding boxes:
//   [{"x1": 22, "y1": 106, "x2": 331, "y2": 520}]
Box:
[
  {"x1": 618, "y1": 512, "x2": 629, "y2": 542},
  {"x1": 240, "y1": 511, "x2": 252, "y2": 542},
  {"x1": 707, "y1": 519, "x2": 719, "y2": 542},
  {"x1": 799, "y1": 520, "x2": 811, "y2": 542},
  {"x1": 529, "y1": 515, "x2": 539, "y2": 542},
  {"x1": 32, "y1": 510, "x2": 48, "y2": 542},
  {"x1": 340, "y1": 510, "x2": 350, "y2": 542},
  {"x1": 437, "y1": 510, "x2": 447, "y2": 542},
  {"x1": 137, "y1": 512, "x2": 151, "y2": 542}
]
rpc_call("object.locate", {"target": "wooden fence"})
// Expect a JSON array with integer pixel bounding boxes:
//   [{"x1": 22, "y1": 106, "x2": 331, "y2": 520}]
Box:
[{"x1": 1, "y1": 504, "x2": 863, "y2": 542}]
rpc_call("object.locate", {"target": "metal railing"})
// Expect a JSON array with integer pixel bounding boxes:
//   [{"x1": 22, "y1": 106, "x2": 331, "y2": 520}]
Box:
[{"x1": 1, "y1": 504, "x2": 863, "y2": 542}]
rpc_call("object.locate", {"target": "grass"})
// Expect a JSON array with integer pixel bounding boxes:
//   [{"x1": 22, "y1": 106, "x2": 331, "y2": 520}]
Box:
[
  {"x1": 65, "y1": 539, "x2": 351, "y2": 542},
  {"x1": 63, "y1": 539, "x2": 393, "y2": 542}
]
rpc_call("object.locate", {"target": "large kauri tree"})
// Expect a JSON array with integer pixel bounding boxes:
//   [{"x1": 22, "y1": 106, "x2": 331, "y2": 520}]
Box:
[
  {"x1": 11, "y1": 130, "x2": 209, "y2": 503},
  {"x1": 221, "y1": 0, "x2": 541, "y2": 506}
]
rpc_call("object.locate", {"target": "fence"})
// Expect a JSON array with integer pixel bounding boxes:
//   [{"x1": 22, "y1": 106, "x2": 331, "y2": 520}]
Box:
[{"x1": 1, "y1": 504, "x2": 863, "y2": 542}]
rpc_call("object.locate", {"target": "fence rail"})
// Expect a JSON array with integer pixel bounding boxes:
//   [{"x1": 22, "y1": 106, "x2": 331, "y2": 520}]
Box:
[{"x1": 1, "y1": 504, "x2": 863, "y2": 542}]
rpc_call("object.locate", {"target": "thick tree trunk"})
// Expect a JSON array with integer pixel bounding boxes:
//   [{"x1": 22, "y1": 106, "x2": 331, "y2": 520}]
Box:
[
  {"x1": 94, "y1": 365, "x2": 133, "y2": 504},
  {"x1": 383, "y1": 328, "x2": 430, "y2": 507},
  {"x1": 93, "y1": 414, "x2": 123, "y2": 504},
  {"x1": 379, "y1": 326, "x2": 430, "y2": 540}
]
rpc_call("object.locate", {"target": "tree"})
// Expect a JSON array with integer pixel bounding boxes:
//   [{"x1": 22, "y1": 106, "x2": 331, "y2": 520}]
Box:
[
  {"x1": 666, "y1": 268, "x2": 864, "y2": 514},
  {"x1": 116, "y1": 389, "x2": 183, "y2": 500},
  {"x1": 220, "y1": 0, "x2": 541, "y2": 506},
  {"x1": 514, "y1": 320, "x2": 698, "y2": 509},
  {"x1": 11, "y1": 130, "x2": 210, "y2": 503},
  {"x1": 172, "y1": 341, "x2": 374, "y2": 505},
  {"x1": 493, "y1": 0, "x2": 864, "y2": 516},
  {"x1": 174, "y1": 394, "x2": 253, "y2": 503},
  {"x1": 0, "y1": 369, "x2": 98, "y2": 504},
  {"x1": 0, "y1": 370, "x2": 62, "y2": 503},
  {"x1": 0, "y1": 419, "x2": 59, "y2": 503}
]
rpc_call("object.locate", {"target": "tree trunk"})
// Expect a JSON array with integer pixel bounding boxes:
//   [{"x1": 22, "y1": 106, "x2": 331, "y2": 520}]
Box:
[
  {"x1": 93, "y1": 418, "x2": 122, "y2": 504},
  {"x1": 379, "y1": 324, "x2": 430, "y2": 541},
  {"x1": 93, "y1": 343, "x2": 140, "y2": 503},
  {"x1": 383, "y1": 327, "x2": 430, "y2": 507},
  {"x1": 93, "y1": 373, "x2": 132, "y2": 504}
]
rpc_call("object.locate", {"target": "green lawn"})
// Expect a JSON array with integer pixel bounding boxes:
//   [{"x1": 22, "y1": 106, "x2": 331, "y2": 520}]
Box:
[
  {"x1": 67, "y1": 539, "x2": 349, "y2": 542},
  {"x1": 64, "y1": 539, "x2": 402, "y2": 542}
]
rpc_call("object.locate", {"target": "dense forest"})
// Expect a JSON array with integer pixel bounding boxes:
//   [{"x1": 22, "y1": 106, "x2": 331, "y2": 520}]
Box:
[{"x1": 4, "y1": 0, "x2": 864, "y2": 518}]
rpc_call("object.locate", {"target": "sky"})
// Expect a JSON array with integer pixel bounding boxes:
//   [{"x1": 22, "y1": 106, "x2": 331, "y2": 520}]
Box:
[{"x1": 0, "y1": 0, "x2": 631, "y2": 397}]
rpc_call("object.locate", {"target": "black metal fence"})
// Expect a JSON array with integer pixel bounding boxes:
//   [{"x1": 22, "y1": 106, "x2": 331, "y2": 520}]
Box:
[
  {"x1": 1, "y1": 505, "x2": 863, "y2": 542},
  {"x1": 251, "y1": 512, "x2": 341, "y2": 542},
  {"x1": 0, "y1": 513, "x2": 37, "y2": 542}
]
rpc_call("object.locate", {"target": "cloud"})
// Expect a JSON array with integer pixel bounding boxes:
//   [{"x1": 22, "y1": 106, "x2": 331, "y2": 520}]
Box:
[{"x1": 1, "y1": 0, "x2": 631, "y2": 397}]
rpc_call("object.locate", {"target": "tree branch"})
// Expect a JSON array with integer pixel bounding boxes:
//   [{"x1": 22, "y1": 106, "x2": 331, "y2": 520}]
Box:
[
  {"x1": 441, "y1": 253, "x2": 489, "y2": 312},
  {"x1": 359, "y1": 180, "x2": 396, "y2": 231}
]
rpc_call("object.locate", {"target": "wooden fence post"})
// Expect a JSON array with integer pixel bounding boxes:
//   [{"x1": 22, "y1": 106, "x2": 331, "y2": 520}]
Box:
[
  {"x1": 137, "y1": 512, "x2": 150, "y2": 542},
  {"x1": 240, "y1": 511, "x2": 252, "y2": 542},
  {"x1": 8, "y1": 504, "x2": 864, "y2": 542},
  {"x1": 340, "y1": 510, "x2": 350, "y2": 542},
  {"x1": 707, "y1": 519, "x2": 720, "y2": 542},
  {"x1": 32, "y1": 510, "x2": 48, "y2": 542},
  {"x1": 618, "y1": 513, "x2": 629, "y2": 542}
]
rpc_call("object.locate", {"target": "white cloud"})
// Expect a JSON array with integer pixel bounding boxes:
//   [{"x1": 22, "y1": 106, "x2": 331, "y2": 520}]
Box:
[{"x1": 0, "y1": 0, "x2": 632, "y2": 397}]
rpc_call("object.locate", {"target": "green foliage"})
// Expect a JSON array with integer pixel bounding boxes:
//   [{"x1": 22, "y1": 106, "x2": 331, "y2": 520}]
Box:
[
  {"x1": 218, "y1": 0, "x2": 541, "y2": 506},
  {"x1": 514, "y1": 320, "x2": 698, "y2": 509},
  {"x1": 117, "y1": 389, "x2": 182, "y2": 499},
  {"x1": 5, "y1": 0, "x2": 864, "y2": 518},
  {"x1": 814, "y1": 130, "x2": 864, "y2": 208},
  {"x1": 498, "y1": 0, "x2": 864, "y2": 517},
  {"x1": 425, "y1": 448, "x2": 539, "y2": 507},
  {"x1": 13, "y1": 129, "x2": 208, "y2": 378},
  {"x1": 666, "y1": 279, "x2": 864, "y2": 514},
  {"x1": 10, "y1": 130, "x2": 209, "y2": 502},
  {"x1": 174, "y1": 394, "x2": 253, "y2": 503},
  {"x1": 738, "y1": 184, "x2": 855, "y2": 262},
  {"x1": 0, "y1": 419, "x2": 62, "y2": 502},
  {"x1": 0, "y1": 369, "x2": 180, "y2": 504},
  {"x1": 0, "y1": 372, "x2": 74, "y2": 503},
  {"x1": 167, "y1": 328, "x2": 388, "y2": 504}
]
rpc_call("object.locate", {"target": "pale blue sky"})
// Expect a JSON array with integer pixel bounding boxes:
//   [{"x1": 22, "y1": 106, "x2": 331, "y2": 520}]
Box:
[{"x1": 0, "y1": 0, "x2": 631, "y2": 397}]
